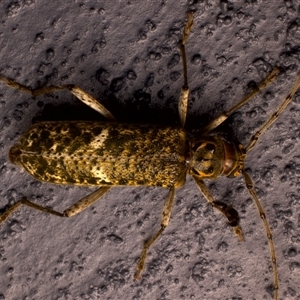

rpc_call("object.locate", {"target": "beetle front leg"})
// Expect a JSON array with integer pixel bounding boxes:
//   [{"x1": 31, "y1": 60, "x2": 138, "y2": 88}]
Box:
[
  {"x1": 193, "y1": 176, "x2": 244, "y2": 242},
  {"x1": 0, "y1": 187, "x2": 110, "y2": 225},
  {"x1": 0, "y1": 75, "x2": 115, "y2": 121},
  {"x1": 178, "y1": 12, "x2": 193, "y2": 128},
  {"x1": 134, "y1": 187, "x2": 175, "y2": 279}
]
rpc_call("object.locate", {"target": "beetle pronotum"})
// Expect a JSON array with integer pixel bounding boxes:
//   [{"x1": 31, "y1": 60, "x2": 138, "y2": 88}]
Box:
[{"x1": 0, "y1": 12, "x2": 299, "y2": 300}]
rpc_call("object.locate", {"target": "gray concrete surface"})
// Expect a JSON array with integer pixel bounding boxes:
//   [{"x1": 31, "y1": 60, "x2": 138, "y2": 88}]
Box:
[{"x1": 0, "y1": 1, "x2": 300, "y2": 299}]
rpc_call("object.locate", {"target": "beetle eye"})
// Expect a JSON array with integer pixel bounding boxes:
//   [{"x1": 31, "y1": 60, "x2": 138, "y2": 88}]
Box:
[
  {"x1": 205, "y1": 143, "x2": 215, "y2": 152},
  {"x1": 192, "y1": 142, "x2": 202, "y2": 152},
  {"x1": 192, "y1": 168, "x2": 200, "y2": 175},
  {"x1": 207, "y1": 166, "x2": 214, "y2": 174}
]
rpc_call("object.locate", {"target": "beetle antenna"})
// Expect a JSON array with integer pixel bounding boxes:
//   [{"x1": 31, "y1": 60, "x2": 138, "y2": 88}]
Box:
[{"x1": 242, "y1": 170, "x2": 278, "y2": 300}]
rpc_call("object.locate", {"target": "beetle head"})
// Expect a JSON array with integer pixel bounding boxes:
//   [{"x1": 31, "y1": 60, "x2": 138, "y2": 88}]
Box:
[
  {"x1": 189, "y1": 136, "x2": 225, "y2": 179},
  {"x1": 9, "y1": 145, "x2": 22, "y2": 166}
]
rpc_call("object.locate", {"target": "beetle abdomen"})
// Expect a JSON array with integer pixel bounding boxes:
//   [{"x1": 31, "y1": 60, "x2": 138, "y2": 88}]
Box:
[{"x1": 11, "y1": 122, "x2": 187, "y2": 187}]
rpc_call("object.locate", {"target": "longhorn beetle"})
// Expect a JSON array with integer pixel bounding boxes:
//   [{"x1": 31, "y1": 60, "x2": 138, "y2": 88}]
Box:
[{"x1": 0, "y1": 12, "x2": 299, "y2": 300}]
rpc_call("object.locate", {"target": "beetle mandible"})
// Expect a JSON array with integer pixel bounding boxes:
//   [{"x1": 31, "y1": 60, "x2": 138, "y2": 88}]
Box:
[{"x1": 1, "y1": 12, "x2": 300, "y2": 300}]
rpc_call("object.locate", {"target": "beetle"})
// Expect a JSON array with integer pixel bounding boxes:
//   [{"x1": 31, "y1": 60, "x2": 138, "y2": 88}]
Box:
[{"x1": 0, "y1": 12, "x2": 299, "y2": 300}]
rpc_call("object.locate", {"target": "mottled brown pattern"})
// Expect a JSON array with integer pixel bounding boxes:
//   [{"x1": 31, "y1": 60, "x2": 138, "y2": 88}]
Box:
[{"x1": 13, "y1": 122, "x2": 187, "y2": 187}]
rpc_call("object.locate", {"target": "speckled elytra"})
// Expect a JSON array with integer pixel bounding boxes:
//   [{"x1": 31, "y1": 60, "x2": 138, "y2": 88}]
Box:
[{"x1": 0, "y1": 13, "x2": 299, "y2": 300}]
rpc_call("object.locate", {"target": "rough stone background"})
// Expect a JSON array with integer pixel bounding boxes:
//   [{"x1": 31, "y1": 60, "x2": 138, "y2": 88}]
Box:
[{"x1": 0, "y1": 1, "x2": 300, "y2": 299}]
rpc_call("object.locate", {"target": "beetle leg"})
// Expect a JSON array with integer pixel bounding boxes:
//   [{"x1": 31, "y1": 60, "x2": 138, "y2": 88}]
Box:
[
  {"x1": 0, "y1": 187, "x2": 110, "y2": 225},
  {"x1": 63, "y1": 186, "x2": 111, "y2": 217},
  {"x1": 245, "y1": 73, "x2": 300, "y2": 152},
  {"x1": 178, "y1": 12, "x2": 193, "y2": 128},
  {"x1": 192, "y1": 175, "x2": 244, "y2": 242},
  {"x1": 202, "y1": 67, "x2": 279, "y2": 134},
  {"x1": 0, "y1": 75, "x2": 115, "y2": 121},
  {"x1": 242, "y1": 170, "x2": 278, "y2": 300},
  {"x1": 134, "y1": 187, "x2": 175, "y2": 279},
  {"x1": 0, "y1": 198, "x2": 64, "y2": 224}
]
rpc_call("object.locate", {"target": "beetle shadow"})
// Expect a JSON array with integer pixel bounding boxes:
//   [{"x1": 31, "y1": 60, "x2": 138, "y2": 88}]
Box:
[{"x1": 32, "y1": 91, "x2": 179, "y2": 126}]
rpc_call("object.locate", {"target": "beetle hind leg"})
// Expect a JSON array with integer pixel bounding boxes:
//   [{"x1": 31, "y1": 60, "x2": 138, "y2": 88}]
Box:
[
  {"x1": 134, "y1": 187, "x2": 175, "y2": 279},
  {"x1": 0, "y1": 197, "x2": 64, "y2": 225},
  {"x1": 0, "y1": 75, "x2": 115, "y2": 121},
  {"x1": 0, "y1": 187, "x2": 111, "y2": 225}
]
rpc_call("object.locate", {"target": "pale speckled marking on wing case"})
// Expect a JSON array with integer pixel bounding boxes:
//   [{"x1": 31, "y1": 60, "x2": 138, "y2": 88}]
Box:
[{"x1": 14, "y1": 122, "x2": 187, "y2": 187}]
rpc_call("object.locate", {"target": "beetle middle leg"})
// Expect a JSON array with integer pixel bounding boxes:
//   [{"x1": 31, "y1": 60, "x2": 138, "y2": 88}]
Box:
[
  {"x1": 133, "y1": 14, "x2": 195, "y2": 278},
  {"x1": 134, "y1": 187, "x2": 175, "y2": 279},
  {"x1": 0, "y1": 187, "x2": 110, "y2": 224},
  {"x1": 0, "y1": 75, "x2": 115, "y2": 121}
]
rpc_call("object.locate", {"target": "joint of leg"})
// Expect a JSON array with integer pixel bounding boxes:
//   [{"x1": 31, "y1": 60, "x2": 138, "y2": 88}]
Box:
[
  {"x1": 227, "y1": 218, "x2": 238, "y2": 227},
  {"x1": 246, "y1": 183, "x2": 253, "y2": 189},
  {"x1": 260, "y1": 212, "x2": 266, "y2": 220},
  {"x1": 21, "y1": 197, "x2": 28, "y2": 203},
  {"x1": 63, "y1": 210, "x2": 72, "y2": 218},
  {"x1": 213, "y1": 201, "x2": 227, "y2": 210},
  {"x1": 63, "y1": 212, "x2": 69, "y2": 217},
  {"x1": 225, "y1": 207, "x2": 239, "y2": 227},
  {"x1": 65, "y1": 84, "x2": 75, "y2": 90}
]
